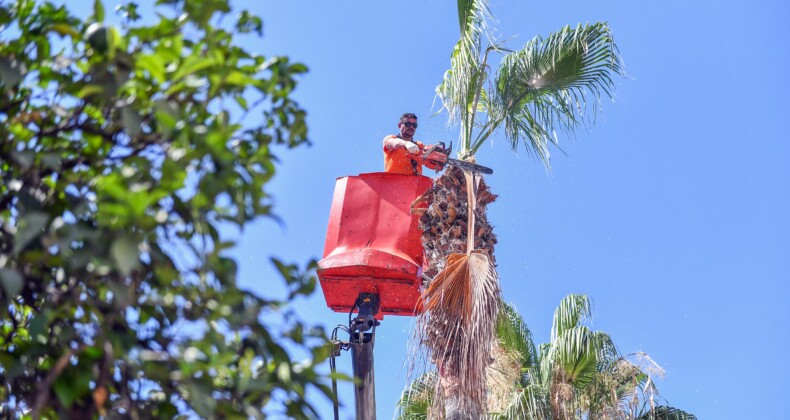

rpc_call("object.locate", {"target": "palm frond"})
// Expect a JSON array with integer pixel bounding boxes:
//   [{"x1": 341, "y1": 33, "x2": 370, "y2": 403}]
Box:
[
  {"x1": 456, "y1": 0, "x2": 489, "y2": 36},
  {"x1": 396, "y1": 371, "x2": 437, "y2": 419},
  {"x1": 537, "y1": 342, "x2": 552, "y2": 388},
  {"x1": 486, "y1": 341, "x2": 527, "y2": 413},
  {"x1": 415, "y1": 250, "x2": 501, "y2": 416},
  {"x1": 478, "y1": 22, "x2": 624, "y2": 166},
  {"x1": 495, "y1": 384, "x2": 552, "y2": 420},
  {"x1": 592, "y1": 330, "x2": 619, "y2": 370},
  {"x1": 582, "y1": 358, "x2": 646, "y2": 416},
  {"x1": 436, "y1": 0, "x2": 491, "y2": 154},
  {"x1": 421, "y1": 253, "x2": 474, "y2": 320},
  {"x1": 495, "y1": 301, "x2": 538, "y2": 371},
  {"x1": 636, "y1": 406, "x2": 698, "y2": 420},
  {"x1": 551, "y1": 326, "x2": 599, "y2": 390},
  {"x1": 551, "y1": 293, "x2": 592, "y2": 342}
]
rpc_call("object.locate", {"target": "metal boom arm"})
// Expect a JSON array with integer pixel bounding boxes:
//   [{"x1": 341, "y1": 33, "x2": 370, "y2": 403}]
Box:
[{"x1": 350, "y1": 293, "x2": 380, "y2": 420}]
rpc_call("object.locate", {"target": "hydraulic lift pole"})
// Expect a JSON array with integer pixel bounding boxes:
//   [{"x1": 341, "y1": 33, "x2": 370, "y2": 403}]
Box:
[{"x1": 349, "y1": 293, "x2": 381, "y2": 420}]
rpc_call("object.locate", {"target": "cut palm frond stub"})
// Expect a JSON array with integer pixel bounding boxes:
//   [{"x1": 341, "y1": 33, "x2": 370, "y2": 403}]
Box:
[{"x1": 417, "y1": 166, "x2": 497, "y2": 278}]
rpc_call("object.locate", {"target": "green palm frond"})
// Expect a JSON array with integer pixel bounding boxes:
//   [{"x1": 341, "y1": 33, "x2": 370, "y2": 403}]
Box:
[
  {"x1": 592, "y1": 330, "x2": 619, "y2": 370},
  {"x1": 583, "y1": 357, "x2": 648, "y2": 416},
  {"x1": 396, "y1": 371, "x2": 437, "y2": 419},
  {"x1": 636, "y1": 406, "x2": 698, "y2": 420},
  {"x1": 456, "y1": 0, "x2": 489, "y2": 36},
  {"x1": 494, "y1": 384, "x2": 552, "y2": 420},
  {"x1": 496, "y1": 301, "x2": 538, "y2": 371},
  {"x1": 551, "y1": 293, "x2": 592, "y2": 342},
  {"x1": 550, "y1": 326, "x2": 599, "y2": 390},
  {"x1": 436, "y1": 0, "x2": 491, "y2": 155},
  {"x1": 474, "y1": 22, "x2": 624, "y2": 165},
  {"x1": 537, "y1": 342, "x2": 552, "y2": 388}
]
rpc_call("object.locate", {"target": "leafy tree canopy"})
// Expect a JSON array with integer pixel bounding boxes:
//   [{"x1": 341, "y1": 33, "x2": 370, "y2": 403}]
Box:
[{"x1": 0, "y1": 0, "x2": 331, "y2": 417}]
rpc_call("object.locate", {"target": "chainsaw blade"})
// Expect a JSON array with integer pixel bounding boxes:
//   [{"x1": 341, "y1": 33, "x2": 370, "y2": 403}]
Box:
[{"x1": 445, "y1": 158, "x2": 493, "y2": 175}]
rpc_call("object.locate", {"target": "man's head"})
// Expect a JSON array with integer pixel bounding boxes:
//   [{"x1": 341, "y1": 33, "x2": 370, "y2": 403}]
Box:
[{"x1": 398, "y1": 113, "x2": 418, "y2": 140}]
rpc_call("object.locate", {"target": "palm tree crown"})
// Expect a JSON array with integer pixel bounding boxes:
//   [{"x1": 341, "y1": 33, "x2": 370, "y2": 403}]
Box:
[{"x1": 437, "y1": 1, "x2": 624, "y2": 165}]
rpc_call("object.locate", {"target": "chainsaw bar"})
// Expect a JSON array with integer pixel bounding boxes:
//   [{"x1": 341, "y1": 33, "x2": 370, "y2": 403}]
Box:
[
  {"x1": 444, "y1": 158, "x2": 493, "y2": 175},
  {"x1": 419, "y1": 141, "x2": 494, "y2": 175}
]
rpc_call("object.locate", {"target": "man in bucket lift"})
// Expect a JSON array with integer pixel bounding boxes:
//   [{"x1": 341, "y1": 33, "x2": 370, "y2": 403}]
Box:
[{"x1": 383, "y1": 113, "x2": 440, "y2": 175}]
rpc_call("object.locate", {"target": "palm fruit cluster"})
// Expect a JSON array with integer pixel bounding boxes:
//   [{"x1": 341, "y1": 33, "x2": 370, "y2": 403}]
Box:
[{"x1": 417, "y1": 166, "x2": 498, "y2": 278}]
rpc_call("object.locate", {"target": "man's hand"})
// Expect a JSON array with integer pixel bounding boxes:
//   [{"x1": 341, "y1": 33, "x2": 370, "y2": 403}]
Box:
[{"x1": 404, "y1": 142, "x2": 419, "y2": 154}]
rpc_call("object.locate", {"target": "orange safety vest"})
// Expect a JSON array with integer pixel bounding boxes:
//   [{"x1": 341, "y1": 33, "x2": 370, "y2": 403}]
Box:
[{"x1": 383, "y1": 135, "x2": 425, "y2": 175}]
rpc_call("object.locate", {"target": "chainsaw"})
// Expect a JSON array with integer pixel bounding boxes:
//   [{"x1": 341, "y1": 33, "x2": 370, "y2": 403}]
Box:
[{"x1": 412, "y1": 142, "x2": 493, "y2": 175}]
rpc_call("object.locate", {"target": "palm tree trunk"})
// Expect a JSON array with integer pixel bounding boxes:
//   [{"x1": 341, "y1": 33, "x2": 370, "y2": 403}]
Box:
[
  {"x1": 416, "y1": 166, "x2": 499, "y2": 418},
  {"x1": 419, "y1": 167, "x2": 497, "y2": 278}
]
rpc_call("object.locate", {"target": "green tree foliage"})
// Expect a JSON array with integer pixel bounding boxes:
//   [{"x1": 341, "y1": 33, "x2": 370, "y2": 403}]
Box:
[{"x1": 0, "y1": 0, "x2": 330, "y2": 417}]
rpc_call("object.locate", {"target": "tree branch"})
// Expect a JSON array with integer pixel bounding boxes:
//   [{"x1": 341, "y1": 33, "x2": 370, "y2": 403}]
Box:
[{"x1": 32, "y1": 347, "x2": 76, "y2": 417}]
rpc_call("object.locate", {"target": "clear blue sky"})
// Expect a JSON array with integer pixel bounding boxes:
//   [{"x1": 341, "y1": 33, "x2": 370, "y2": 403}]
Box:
[{"x1": 75, "y1": 0, "x2": 790, "y2": 418}]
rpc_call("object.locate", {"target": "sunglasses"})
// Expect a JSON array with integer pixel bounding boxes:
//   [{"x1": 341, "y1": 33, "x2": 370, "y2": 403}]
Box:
[{"x1": 402, "y1": 122, "x2": 418, "y2": 128}]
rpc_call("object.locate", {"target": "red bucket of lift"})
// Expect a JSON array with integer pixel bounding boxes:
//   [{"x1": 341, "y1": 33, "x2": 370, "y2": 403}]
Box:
[{"x1": 317, "y1": 172, "x2": 433, "y2": 319}]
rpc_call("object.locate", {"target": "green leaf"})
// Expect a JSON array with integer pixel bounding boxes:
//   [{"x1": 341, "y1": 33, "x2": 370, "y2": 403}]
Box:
[
  {"x1": 82, "y1": 345, "x2": 103, "y2": 360},
  {"x1": 49, "y1": 23, "x2": 80, "y2": 38},
  {"x1": 225, "y1": 71, "x2": 255, "y2": 87},
  {"x1": 75, "y1": 84, "x2": 105, "y2": 99},
  {"x1": 10, "y1": 150, "x2": 35, "y2": 170},
  {"x1": 29, "y1": 309, "x2": 53, "y2": 340},
  {"x1": 136, "y1": 54, "x2": 165, "y2": 81},
  {"x1": 0, "y1": 56, "x2": 25, "y2": 86},
  {"x1": 53, "y1": 376, "x2": 78, "y2": 407},
  {"x1": 290, "y1": 63, "x2": 308, "y2": 73},
  {"x1": 234, "y1": 95, "x2": 248, "y2": 111},
  {"x1": 110, "y1": 235, "x2": 140, "y2": 276},
  {"x1": 184, "y1": 0, "x2": 230, "y2": 26},
  {"x1": 0, "y1": 6, "x2": 11, "y2": 26},
  {"x1": 121, "y1": 106, "x2": 142, "y2": 137},
  {"x1": 236, "y1": 11, "x2": 263, "y2": 36},
  {"x1": 173, "y1": 55, "x2": 218, "y2": 81},
  {"x1": 187, "y1": 383, "x2": 217, "y2": 416},
  {"x1": 41, "y1": 152, "x2": 62, "y2": 169},
  {"x1": 93, "y1": 0, "x2": 105, "y2": 22},
  {"x1": 0, "y1": 268, "x2": 23, "y2": 297},
  {"x1": 155, "y1": 99, "x2": 179, "y2": 137},
  {"x1": 161, "y1": 158, "x2": 186, "y2": 191},
  {"x1": 13, "y1": 212, "x2": 49, "y2": 255},
  {"x1": 107, "y1": 26, "x2": 122, "y2": 58}
]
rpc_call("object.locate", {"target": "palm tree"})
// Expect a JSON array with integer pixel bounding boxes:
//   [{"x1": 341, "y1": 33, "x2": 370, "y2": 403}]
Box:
[
  {"x1": 399, "y1": 295, "x2": 697, "y2": 420},
  {"x1": 412, "y1": 1, "x2": 625, "y2": 417}
]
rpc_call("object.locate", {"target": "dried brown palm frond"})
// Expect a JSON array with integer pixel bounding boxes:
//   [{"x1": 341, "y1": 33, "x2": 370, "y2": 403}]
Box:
[{"x1": 416, "y1": 249, "x2": 500, "y2": 418}]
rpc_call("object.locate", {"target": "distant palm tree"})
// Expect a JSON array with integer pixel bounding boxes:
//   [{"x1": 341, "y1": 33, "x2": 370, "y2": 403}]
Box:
[
  {"x1": 400, "y1": 295, "x2": 696, "y2": 420},
  {"x1": 413, "y1": 0, "x2": 625, "y2": 417}
]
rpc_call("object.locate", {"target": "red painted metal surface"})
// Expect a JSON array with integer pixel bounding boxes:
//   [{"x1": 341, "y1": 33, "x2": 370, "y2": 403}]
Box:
[{"x1": 317, "y1": 172, "x2": 433, "y2": 318}]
